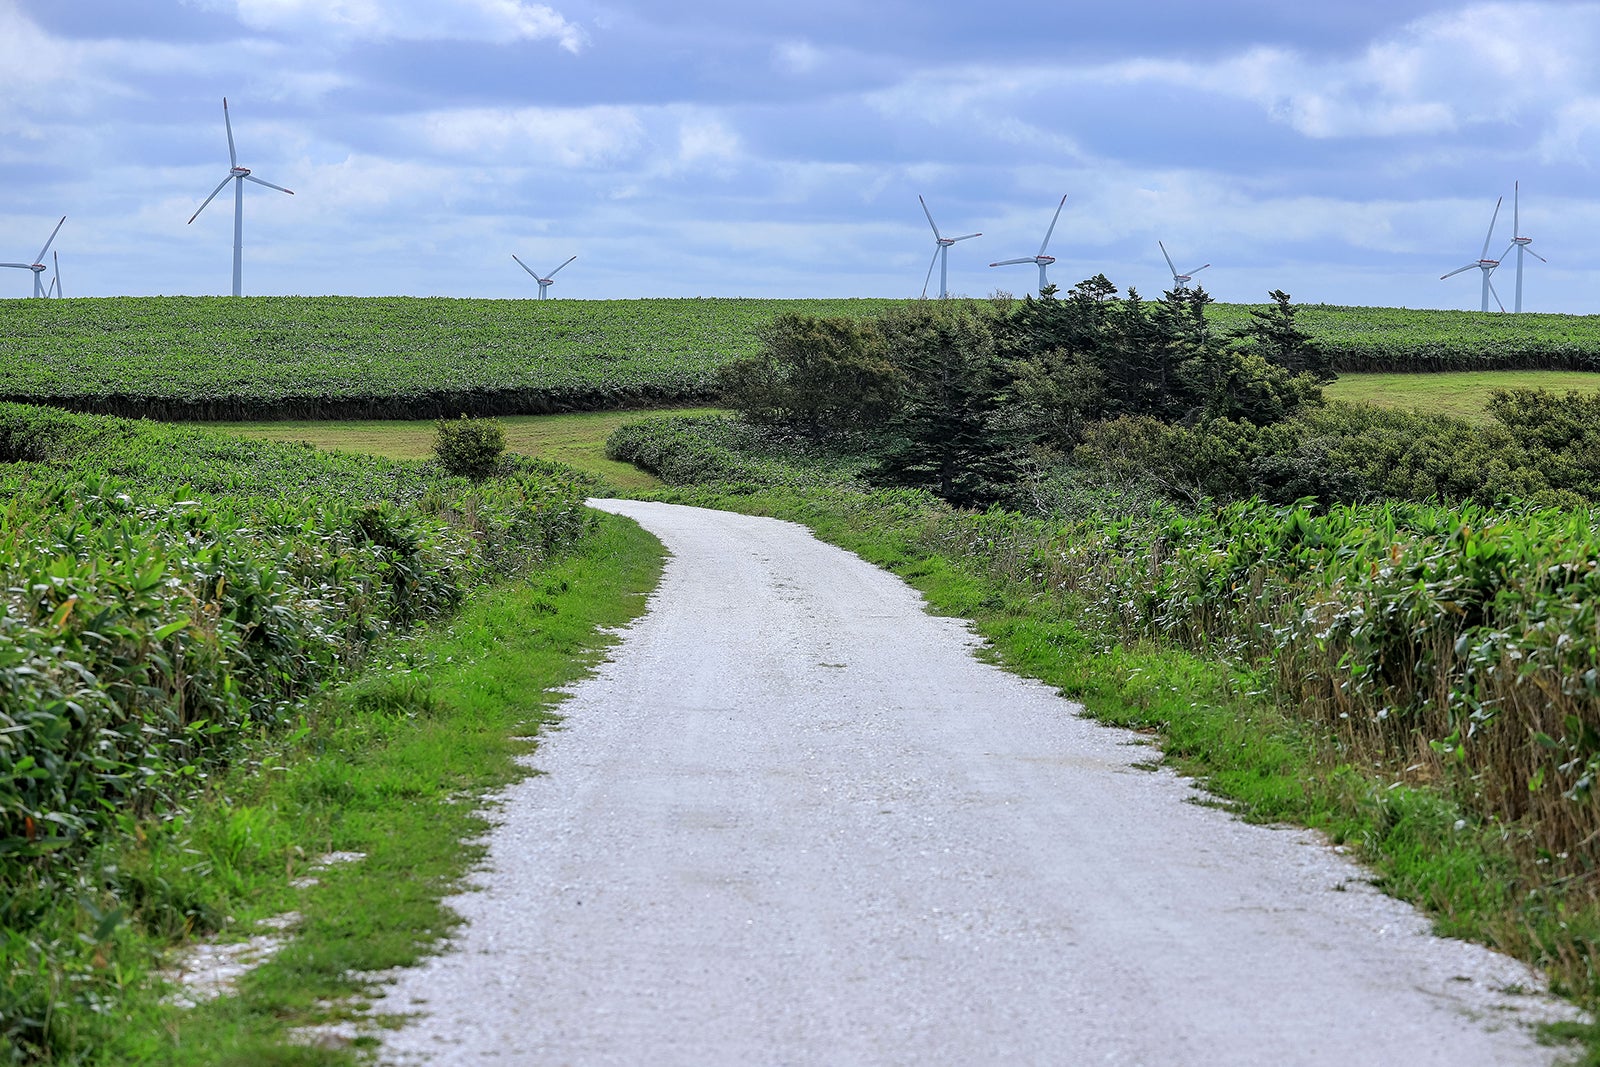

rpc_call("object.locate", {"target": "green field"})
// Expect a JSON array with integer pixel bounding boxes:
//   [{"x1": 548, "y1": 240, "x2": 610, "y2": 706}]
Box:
[
  {"x1": 7, "y1": 296, "x2": 1600, "y2": 422},
  {"x1": 217, "y1": 407, "x2": 722, "y2": 491},
  {"x1": 1324, "y1": 369, "x2": 1600, "y2": 421},
  {"x1": 0, "y1": 296, "x2": 897, "y2": 420}
]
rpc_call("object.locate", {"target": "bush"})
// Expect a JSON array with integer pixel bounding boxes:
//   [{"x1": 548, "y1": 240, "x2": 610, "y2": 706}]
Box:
[
  {"x1": 433, "y1": 414, "x2": 507, "y2": 479},
  {"x1": 717, "y1": 312, "x2": 899, "y2": 440}
]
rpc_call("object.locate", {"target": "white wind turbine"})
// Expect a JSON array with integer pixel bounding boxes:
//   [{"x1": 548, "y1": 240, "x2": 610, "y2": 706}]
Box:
[
  {"x1": 1498, "y1": 181, "x2": 1545, "y2": 314},
  {"x1": 1441, "y1": 196, "x2": 1507, "y2": 313},
  {"x1": 1, "y1": 216, "x2": 66, "y2": 298},
  {"x1": 187, "y1": 98, "x2": 294, "y2": 297},
  {"x1": 512, "y1": 253, "x2": 577, "y2": 299},
  {"x1": 989, "y1": 194, "x2": 1066, "y2": 294},
  {"x1": 919, "y1": 195, "x2": 980, "y2": 300},
  {"x1": 1159, "y1": 240, "x2": 1210, "y2": 291}
]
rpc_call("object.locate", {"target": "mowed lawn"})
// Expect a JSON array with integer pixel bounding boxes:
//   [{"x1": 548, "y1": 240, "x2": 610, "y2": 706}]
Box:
[
  {"x1": 1325, "y1": 370, "x2": 1600, "y2": 422},
  {"x1": 215, "y1": 407, "x2": 720, "y2": 492}
]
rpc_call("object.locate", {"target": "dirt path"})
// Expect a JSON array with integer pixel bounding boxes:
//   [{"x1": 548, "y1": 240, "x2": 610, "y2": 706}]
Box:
[{"x1": 376, "y1": 500, "x2": 1574, "y2": 1066}]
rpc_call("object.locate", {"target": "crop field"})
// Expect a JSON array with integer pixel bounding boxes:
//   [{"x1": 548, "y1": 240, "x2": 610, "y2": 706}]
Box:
[
  {"x1": 7, "y1": 297, "x2": 1600, "y2": 422},
  {"x1": 1324, "y1": 369, "x2": 1600, "y2": 421},
  {"x1": 1208, "y1": 302, "x2": 1600, "y2": 372},
  {"x1": 0, "y1": 296, "x2": 897, "y2": 420}
]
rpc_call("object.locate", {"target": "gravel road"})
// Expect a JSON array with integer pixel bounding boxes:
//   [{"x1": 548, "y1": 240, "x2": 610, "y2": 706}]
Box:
[{"x1": 376, "y1": 499, "x2": 1576, "y2": 1066}]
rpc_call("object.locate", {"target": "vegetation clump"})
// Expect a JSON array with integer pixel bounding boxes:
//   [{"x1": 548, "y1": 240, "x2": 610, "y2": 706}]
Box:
[{"x1": 433, "y1": 413, "x2": 507, "y2": 478}]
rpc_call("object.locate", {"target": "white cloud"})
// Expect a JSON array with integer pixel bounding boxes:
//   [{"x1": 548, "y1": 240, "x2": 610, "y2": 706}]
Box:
[
  {"x1": 868, "y1": 3, "x2": 1600, "y2": 148},
  {"x1": 201, "y1": 0, "x2": 587, "y2": 51},
  {"x1": 413, "y1": 105, "x2": 645, "y2": 166},
  {"x1": 774, "y1": 40, "x2": 822, "y2": 75}
]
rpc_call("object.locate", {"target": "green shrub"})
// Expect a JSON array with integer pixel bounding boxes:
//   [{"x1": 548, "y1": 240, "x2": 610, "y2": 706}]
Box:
[{"x1": 433, "y1": 414, "x2": 507, "y2": 479}]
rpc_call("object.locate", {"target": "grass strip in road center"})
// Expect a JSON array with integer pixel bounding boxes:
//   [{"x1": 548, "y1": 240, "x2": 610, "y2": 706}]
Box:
[{"x1": 49, "y1": 511, "x2": 663, "y2": 1066}]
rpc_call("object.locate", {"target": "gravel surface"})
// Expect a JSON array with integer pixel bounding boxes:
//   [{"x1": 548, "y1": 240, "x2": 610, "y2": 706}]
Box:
[{"x1": 375, "y1": 499, "x2": 1578, "y2": 1066}]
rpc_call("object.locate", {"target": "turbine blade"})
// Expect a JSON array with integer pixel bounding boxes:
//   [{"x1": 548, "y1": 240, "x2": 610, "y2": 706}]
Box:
[
  {"x1": 188, "y1": 175, "x2": 233, "y2": 223},
  {"x1": 53, "y1": 250, "x2": 60, "y2": 298},
  {"x1": 989, "y1": 257, "x2": 1035, "y2": 266},
  {"x1": 1038, "y1": 194, "x2": 1066, "y2": 256},
  {"x1": 1188, "y1": 264, "x2": 1211, "y2": 275},
  {"x1": 512, "y1": 254, "x2": 540, "y2": 278},
  {"x1": 0, "y1": 262, "x2": 32, "y2": 269},
  {"x1": 1480, "y1": 195, "x2": 1503, "y2": 260},
  {"x1": 1487, "y1": 278, "x2": 1506, "y2": 313},
  {"x1": 547, "y1": 255, "x2": 577, "y2": 277},
  {"x1": 1526, "y1": 244, "x2": 1548, "y2": 264},
  {"x1": 1440, "y1": 264, "x2": 1477, "y2": 279},
  {"x1": 1514, "y1": 180, "x2": 1520, "y2": 236},
  {"x1": 244, "y1": 174, "x2": 294, "y2": 195},
  {"x1": 223, "y1": 97, "x2": 238, "y2": 168},
  {"x1": 918, "y1": 195, "x2": 942, "y2": 240},
  {"x1": 33, "y1": 215, "x2": 66, "y2": 263},
  {"x1": 1159, "y1": 240, "x2": 1179, "y2": 276},
  {"x1": 922, "y1": 246, "x2": 939, "y2": 299},
  {"x1": 949, "y1": 232, "x2": 981, "y2": 242}
]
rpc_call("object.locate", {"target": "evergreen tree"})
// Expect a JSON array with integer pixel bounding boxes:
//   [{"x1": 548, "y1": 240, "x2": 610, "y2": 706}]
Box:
[{"x1": 872, "y1": 304, "x2": 1019, "y2": 507}]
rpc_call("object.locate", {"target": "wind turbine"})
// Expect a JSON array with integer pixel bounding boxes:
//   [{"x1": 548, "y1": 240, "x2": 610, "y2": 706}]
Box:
[
  {"x1": 919, "y1": 195, "x2": 980, "y2": 300},
  {"x1": 1498, "y1": 181, "x2": 1545, "y2": 314},
  {"x1": 187, "y1": 98, "x2": 294, "y2": 297},
  {"x1": 1441, "y1": 196, "x2": 1506, "y2": 312},
  {"x1": 989, "y1": 194, "x2": 1066, "y2": 294},
  {"x1": 1158, "y1": 241, "x2": 1210, "y2": 291},
  {"x1": 512, "y1": 253, "x2": 577, "y2": 299},
  {"x1": 1, "y1": 216, "x2": 66, "y2": 298}
]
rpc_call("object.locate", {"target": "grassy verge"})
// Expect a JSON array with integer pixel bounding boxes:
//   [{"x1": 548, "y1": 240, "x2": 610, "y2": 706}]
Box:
[
  {"x1": 1325, "y1": 370, "x2": 1600, "y2": 421},
  {"x1": 214, "y1": 408, "x2": 722, "y2": 492},
  {"x1": 8, "y1": 510, "x2": 663, "y2": 1065},
  {"x1": 641, "y1": 483, "x2": 1598, "y2": 1062}
]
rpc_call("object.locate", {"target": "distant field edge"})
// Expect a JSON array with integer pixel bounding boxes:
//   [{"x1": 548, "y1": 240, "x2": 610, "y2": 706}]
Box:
[{"x1": 0, "y1": 384, "x2": 719, "y2": 423}]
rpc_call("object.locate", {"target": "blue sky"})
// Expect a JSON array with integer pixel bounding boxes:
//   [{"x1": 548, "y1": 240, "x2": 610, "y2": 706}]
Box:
[{"x1": 5, "y1": 0, "x2": 1600, "y2": 310}]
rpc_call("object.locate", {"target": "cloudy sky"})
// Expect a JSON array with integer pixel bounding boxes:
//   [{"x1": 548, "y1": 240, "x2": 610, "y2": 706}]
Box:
[{"x1": 4, "y1": 0, "x2": 1600, "y2": 310}]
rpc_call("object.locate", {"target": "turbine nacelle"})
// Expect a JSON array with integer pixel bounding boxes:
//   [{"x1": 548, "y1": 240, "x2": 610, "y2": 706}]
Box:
[{"x1": 231, "y1": 166, "x2": 251, "y2": 177}]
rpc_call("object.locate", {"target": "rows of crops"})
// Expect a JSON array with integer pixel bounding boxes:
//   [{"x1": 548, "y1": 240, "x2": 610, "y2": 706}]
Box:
[
  {"x1": 1210, "y1": 303, "x2": 1600, "y2": 372},
  {"x1": 0, "y1": 402, "x2": 596, "y2": 869},
  {"x1": 5, "y1": 297, "x2": 1600, "y2": 421},
  {"x1": 0, "y1": 297, "x2": 897, "y2": 420}
]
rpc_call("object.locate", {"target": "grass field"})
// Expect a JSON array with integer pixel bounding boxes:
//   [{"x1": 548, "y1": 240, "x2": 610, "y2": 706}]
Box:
[
  {"x1": 216, "y1": 407, "x2": 721, "y2": 491},
  {"x1": 1324, "y1": 369, "x2": 1600, "y2": 421}
]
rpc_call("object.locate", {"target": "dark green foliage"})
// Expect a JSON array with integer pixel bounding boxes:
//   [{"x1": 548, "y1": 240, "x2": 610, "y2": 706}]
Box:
[
  {"x1": 870, "y1": 304, "x2": 1021, "y2": 508},
  {"x1": 997, "y1": 283, "x2": 1322, "y2": 451},
  {"x1": 1069, "y1": 395, "x2": 1599, "y2": 510},
  {"x1": 433, "y1": 414, "x2": 507, "y2": 478},
  {"x1": 1237, "y1": 289, "x2": 1334, "y2": 381},
  {"x1": 716, "y1": 313, "x2": 898, "y2": 440}
]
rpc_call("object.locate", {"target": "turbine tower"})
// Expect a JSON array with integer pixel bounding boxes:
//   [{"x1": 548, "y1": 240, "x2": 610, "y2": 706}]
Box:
[
  {"x1": 1, "y1": 216, "x2": 66, "y2": 298},
  {"x1": 1499, "y1": 181, "x2": 1545, "y2": 314},
  {"x1": 919, "y1": 195, "x2": 980, "y2": 300},
  {"x1": 187, "y1": 98, "x2": 294, "y2": 297},
  {"x1": 989, "y1": 194, "x2": 1066, "y2": 294},
  {"x1": 512, "y1": 253, "x2": 577, "y2": 299},
  {"x1": 1441, "y1": 196, "x2": 1506, "y2": 313},
  {"x1": 1159, "y1": 241, "x2": 1210, "y2": 291}
]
